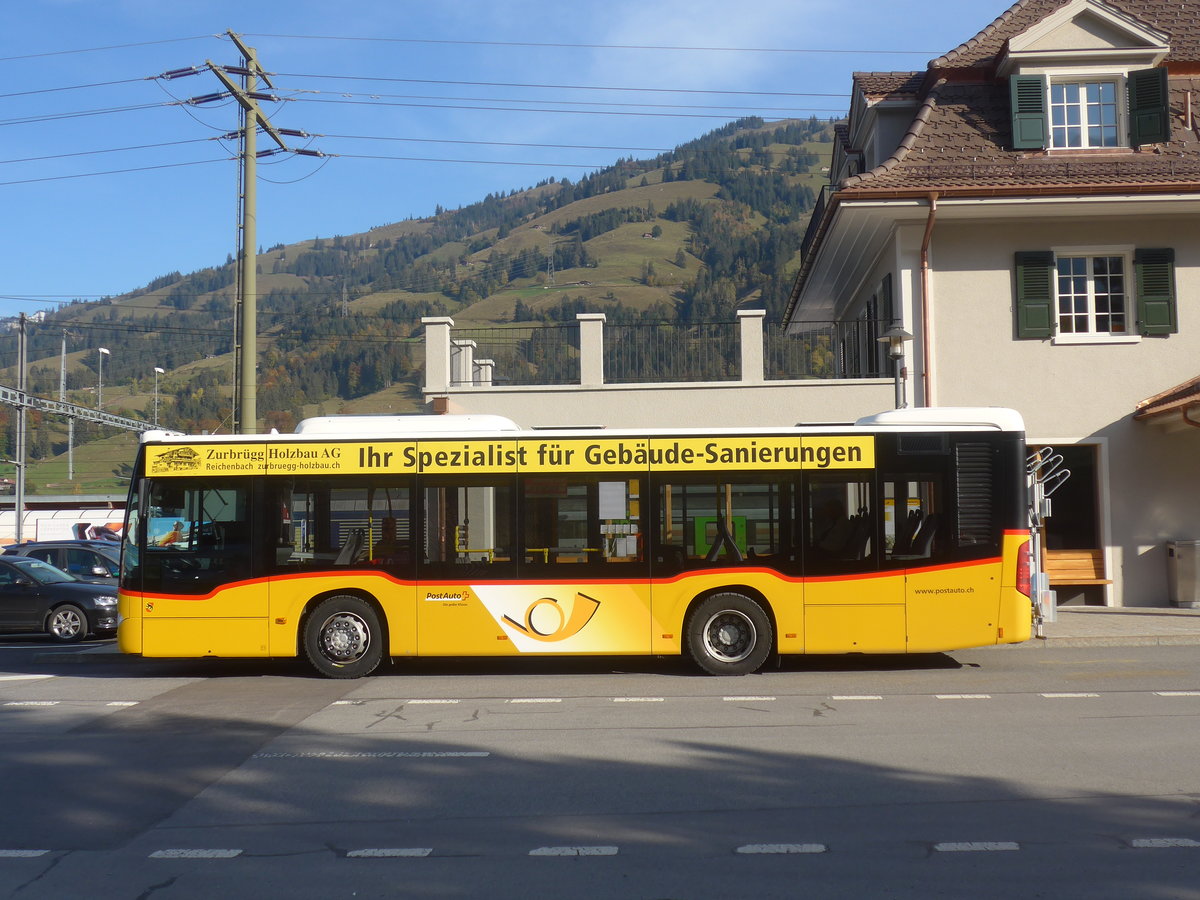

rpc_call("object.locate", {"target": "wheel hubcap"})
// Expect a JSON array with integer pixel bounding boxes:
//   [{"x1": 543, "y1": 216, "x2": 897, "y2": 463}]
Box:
[
  {"x1": 320, "y1": 612, "x2": 370, "y2": 663},
  {"x1": 703, "y1": 610, "x2": 755, "y2": 663},
  {"x1": 51, "y1": 610, "x2": 82, "y2": 639}
]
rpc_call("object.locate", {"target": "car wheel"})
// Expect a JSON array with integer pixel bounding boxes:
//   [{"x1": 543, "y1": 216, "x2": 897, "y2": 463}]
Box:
[
  {"x1": 303, "y1": 595, "x2": 383, "y2": 679},
  {"x1": 685, "y1": 593, "x2": 772, "y2": 675},
  {"x1": 47, "y1": 604, "x2": 88, "y2": 643}
]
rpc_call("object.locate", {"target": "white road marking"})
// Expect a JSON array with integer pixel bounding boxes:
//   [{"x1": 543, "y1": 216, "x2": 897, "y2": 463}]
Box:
[
  {"x1": 934, "y1": 695, "x2": 992, "y2": 700},
  {"x1": 1154, "y1": 691, "x2": 1200, "y2": 697},
  {"x1": 407, "y1": 699, "x2": 460, "y2": 705},
  {"x1": 723, "y1": 696, "x2": 777, "y2": 702},
  {"x1": 934, "y1": 842, "x2": 1019, "y2": 852},
  {"x1": 150, "y1": 849, "x2": 242, "y2": 859},
  {"x1": 1040, "y1": 693, "x2": 1100, "y2": 698},
  {"x1": 0, "y1": 850, "x2": 49, "y2": 858},
  {"x1": 0, "y1": 675, "x2": 53, "y2": 682},
  {"x1": 347, "y1": 848, "x2": 432, "y2": 858},
  {"x1": 736, "y1": 843, "x2": 827, "y2": 854},
  {"x1": 530, "y1": 846, "x2": 618, "y2": 856},
  {"x1": 831, "y1": 695, "x2": 883, "y2": 701},
  {"x1": 613, "y1": 697, "x2": 664, "y2": 703},
  {"x1": 107, "y1": 701, "x2": 139, "y2": 707},
  {"x1": 508, "y1": 698, "x2": 563, "y2": 703},
  {"x1": 3, "y1": 701, "x2": 59, "y2": 707},
  {"x1": 252, "y1": 751, "x2": 489, "y2": 759},
  {"x1": 1130, "y1": 838, "x2": 1200, "y2": 848}
]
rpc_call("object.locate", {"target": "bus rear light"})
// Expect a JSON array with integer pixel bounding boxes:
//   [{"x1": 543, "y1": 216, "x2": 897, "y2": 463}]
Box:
[{"x1": 1016, "y1": 539, "x2": 1032, "y2": 598}]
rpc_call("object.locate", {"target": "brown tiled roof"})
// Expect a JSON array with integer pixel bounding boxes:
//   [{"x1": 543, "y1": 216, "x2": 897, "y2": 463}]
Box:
[
  {"x1": 840, "y1": 77, "x2": 1200, "y2": 195},
  {"x1": 852, "y1": 71, "x2": 926, "y2": 99},
  {"x1": 935, "y1": 0, "x2": 1200, "y2": 69},
  {"x1": 1134, "y1": 374, "x2": 1200, "y2": 421}
]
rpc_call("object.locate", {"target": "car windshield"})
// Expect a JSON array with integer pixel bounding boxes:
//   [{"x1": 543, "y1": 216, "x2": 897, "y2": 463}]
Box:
[{"x1": 6, "y1": 556, "x2": 78, "y2": 585}]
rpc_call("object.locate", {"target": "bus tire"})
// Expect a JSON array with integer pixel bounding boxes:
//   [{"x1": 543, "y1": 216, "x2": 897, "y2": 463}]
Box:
[
  {"x1": 303, "y1": 595, "x2": 383, "y2": 679},
  {"x1": 685, "y1": 593, "x2": 772, "y2": 676}
]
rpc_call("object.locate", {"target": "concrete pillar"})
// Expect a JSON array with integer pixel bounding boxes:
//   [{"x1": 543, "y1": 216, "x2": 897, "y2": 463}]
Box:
[
  {"x1": 738, "y1": 308, "x2": 766, "y2": 384},
  {"x1": 422, "y1": 316, "x2": 454, "y2": 393},
  {"x1": 475, "y1": 359, "x2": 495, "y2": 386},
  {"x1": 577, "y1": 313, "x2": 606, "y2": 386},
  {"x1": 451, "y1": 339, "x2": 476, "y2": 386}
]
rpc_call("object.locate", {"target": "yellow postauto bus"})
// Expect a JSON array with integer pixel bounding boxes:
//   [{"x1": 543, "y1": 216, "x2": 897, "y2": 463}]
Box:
[{"x1": 117, "y1": 408, "x2": 1033, "y2": 678}]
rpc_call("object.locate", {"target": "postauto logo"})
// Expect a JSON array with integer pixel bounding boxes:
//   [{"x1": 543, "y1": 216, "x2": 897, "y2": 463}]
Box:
[{"x1": 501, "y1": 592, "x2": 600, "y2": 642}]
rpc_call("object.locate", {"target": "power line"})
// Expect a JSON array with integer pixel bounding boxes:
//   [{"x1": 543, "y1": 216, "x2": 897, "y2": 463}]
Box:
[
  {"x1": 0, "y1": 35, "x2": 216, "y2": 63},
  {"x1": 245, "y1": 33, "x2": 938, "y2": 55},
  {"x1": 321, "y1": 133, "x2": 674, "y2": 152},
  {"x1": 0, "y1": 157, "x2": 229, "y2": 187},
  {"x1": 0, "y1": 77, "x2": 152, "y2": 99},
  {"x1": 292, "y1": 95, "x2": 817, "y2": 120},
  {"x1": 0, "y1": 137, "x2": 218, "y2": 166},
  {"x1": 274, "y1": 71, "x2": 849, "y2": 98},
  {"x1": 289, "y1": 87, "x2": 836, "y2": 115},
  {"x1": 0, "y1": 100, "x2": 180, "y2": 127}
]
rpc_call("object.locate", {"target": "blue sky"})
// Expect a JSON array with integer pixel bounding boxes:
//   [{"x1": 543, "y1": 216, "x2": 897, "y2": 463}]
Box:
[{"x1": 3, "y1": 0, "x2": 1003, "y2": 318}]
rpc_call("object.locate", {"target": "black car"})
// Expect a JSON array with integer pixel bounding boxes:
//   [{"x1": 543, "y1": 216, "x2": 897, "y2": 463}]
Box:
[
  {"x1": 0, "y1": 556, "x2": 118, "y2": 642},
  {"x1": 4, "y1": 540, "x2": 120, "y2": 585}
]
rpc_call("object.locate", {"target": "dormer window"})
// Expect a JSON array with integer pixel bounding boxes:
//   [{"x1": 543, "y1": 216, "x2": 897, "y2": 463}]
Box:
[
  {"x1": 1050, "y1": 79, "x2": 1119, "y2": 148},
  {"x1": 1000, "y1": 0, "x2": 1171, "y2": 152},
  {"x1": 1010, "y1": 68, "x2": 1168, "y2": 150}
]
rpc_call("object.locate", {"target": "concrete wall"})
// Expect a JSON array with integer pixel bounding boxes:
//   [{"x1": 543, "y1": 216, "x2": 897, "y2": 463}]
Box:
[{"x1": 433, "y1": 379, "x2": 895, "y2": 430}]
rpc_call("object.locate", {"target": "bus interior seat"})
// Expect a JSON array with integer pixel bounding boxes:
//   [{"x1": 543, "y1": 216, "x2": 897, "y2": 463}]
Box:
[
  {"x1": 908, "y1": 513, "x2": 940, "y2": 558},
  {"x1": 839, "y1": 514, "x2": 873, "y2": 560},
  {"x1": 334, "y1": 528, "x2": 366, "y2": 565},
  {"x1": 892, "y1": 509, "x2": 923, "y2": 555}
]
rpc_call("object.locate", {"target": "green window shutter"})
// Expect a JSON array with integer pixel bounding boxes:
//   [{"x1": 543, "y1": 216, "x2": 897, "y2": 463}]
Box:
[
  {"x1": 1010, "y1": 75, "x2": 1048, "y2": 150},
  {"x1": 1014, "y1": 251, "x2": 1055, "y2": 339},
  {"x1": 1128, "y1": 68, "x2": 1170, "y2": 146},
  {"x1": 1135, "y1": 248, "x2": 1177, "y2": 335}
]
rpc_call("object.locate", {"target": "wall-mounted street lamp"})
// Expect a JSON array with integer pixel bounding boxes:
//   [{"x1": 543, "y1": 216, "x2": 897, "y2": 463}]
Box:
[{"x1": 876, "y1": 325, "x2": 914, "y2": 409}]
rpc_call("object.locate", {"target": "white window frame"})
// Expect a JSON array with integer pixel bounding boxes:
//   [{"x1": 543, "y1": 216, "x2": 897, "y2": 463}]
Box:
[
  {"x1": 1050, "y1": 244, "x2": 1140, "y2": 345},
  {"x1": 1048, "y1": 76, "x2": 1122, "y2": 149}
]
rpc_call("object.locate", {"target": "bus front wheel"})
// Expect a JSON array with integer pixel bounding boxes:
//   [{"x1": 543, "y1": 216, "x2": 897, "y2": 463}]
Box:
[
  {"x1": 685, "y1": 593, "x2": 772, "y2": 676},
  {"x1": 303, "y1": 595, "x2": 383, "y2": 679}
]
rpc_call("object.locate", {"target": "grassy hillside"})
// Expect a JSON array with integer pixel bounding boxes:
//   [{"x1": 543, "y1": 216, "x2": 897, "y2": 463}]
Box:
[{"x1": 0, "y1": 116, "x2": 837, "y2": 493}]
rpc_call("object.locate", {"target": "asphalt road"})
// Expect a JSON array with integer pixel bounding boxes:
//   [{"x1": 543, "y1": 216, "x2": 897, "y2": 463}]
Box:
[{"x1": 0, "y1": 640, "x2": 1198, "y2": 899}]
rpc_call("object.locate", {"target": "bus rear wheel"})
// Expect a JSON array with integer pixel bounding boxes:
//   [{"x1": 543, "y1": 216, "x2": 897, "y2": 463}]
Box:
[
  {"x1": 686, "y1": 593, "x2": 772, "y2": 676},
  {"x1": 304, "y1": 596, "x2": 383, "y2": 679}
]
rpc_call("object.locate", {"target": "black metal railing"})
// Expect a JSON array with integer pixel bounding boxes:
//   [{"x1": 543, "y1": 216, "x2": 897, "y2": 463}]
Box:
[
  {"x1": 450, "y1": 324, "x2": 580, "y2": 386},
  {"x1": 446, "y1": 319, "x2": 893, "y2": 386},
  {"x1": 604, "y1": 322, "x2": 739, "y2": 384}
]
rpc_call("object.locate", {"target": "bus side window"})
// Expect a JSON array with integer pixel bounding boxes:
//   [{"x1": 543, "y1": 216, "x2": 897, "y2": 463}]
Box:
[
  {"x1": 804, "y1": 476, "x2": 875, "y2": 573},
  {"x1": 656, "y1": 478, "x2": 793, "y2": 572},
  {"x1": 521, "y1": 476, "x2": 642, "y2": 568},
  {"x1": 884, "y1": 476, "x2": 942, "y2": 561},
  {"x1": 419, "y1": 477, "x2": 517, "y2": 579}
]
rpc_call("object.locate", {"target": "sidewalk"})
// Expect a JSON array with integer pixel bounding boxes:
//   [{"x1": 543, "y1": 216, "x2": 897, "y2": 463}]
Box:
[{"x1": 1034, "y1": 605, "x2": 1200, "y2": 647}]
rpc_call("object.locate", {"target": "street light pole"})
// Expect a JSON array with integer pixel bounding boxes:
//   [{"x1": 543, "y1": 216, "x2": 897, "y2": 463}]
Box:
[
  {"x1": 97, "y1": 347, "x2": 110, "y2": 409},
  {"x1": 876, "y1": 325, "x2": 914, "y2": 409},
  {"x1": 153, "y1": 367, "x2": 165, "y2": 426}
]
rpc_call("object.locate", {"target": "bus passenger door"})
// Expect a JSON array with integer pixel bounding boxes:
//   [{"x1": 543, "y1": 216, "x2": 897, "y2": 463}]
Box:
[
  {"x1": 417, "y1": 476, "x2": 524, "y2": 656},
  {"x1": 803, "y1": 474, "x2": 906, "y2": 653},
  {"x1": 140, "y1": 478, "x2": 270, "y2": 657}
]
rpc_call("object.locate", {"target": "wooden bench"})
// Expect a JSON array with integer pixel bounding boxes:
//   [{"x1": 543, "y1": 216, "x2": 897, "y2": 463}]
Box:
[{"x1": 1044, "y1": 549, "x2": 1112, "y2": 585}]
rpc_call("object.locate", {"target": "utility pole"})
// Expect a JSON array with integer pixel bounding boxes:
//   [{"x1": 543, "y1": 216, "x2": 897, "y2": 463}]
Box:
[
  {"x1": 13, "y1": 315, "x2": 26, "y2": 543},
  {"x1": 206, "y1": 31, "x2": 290, "y2": 435},
  {"x1": 59, "y1": 329, "x2": 74, "y2": 481}
]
